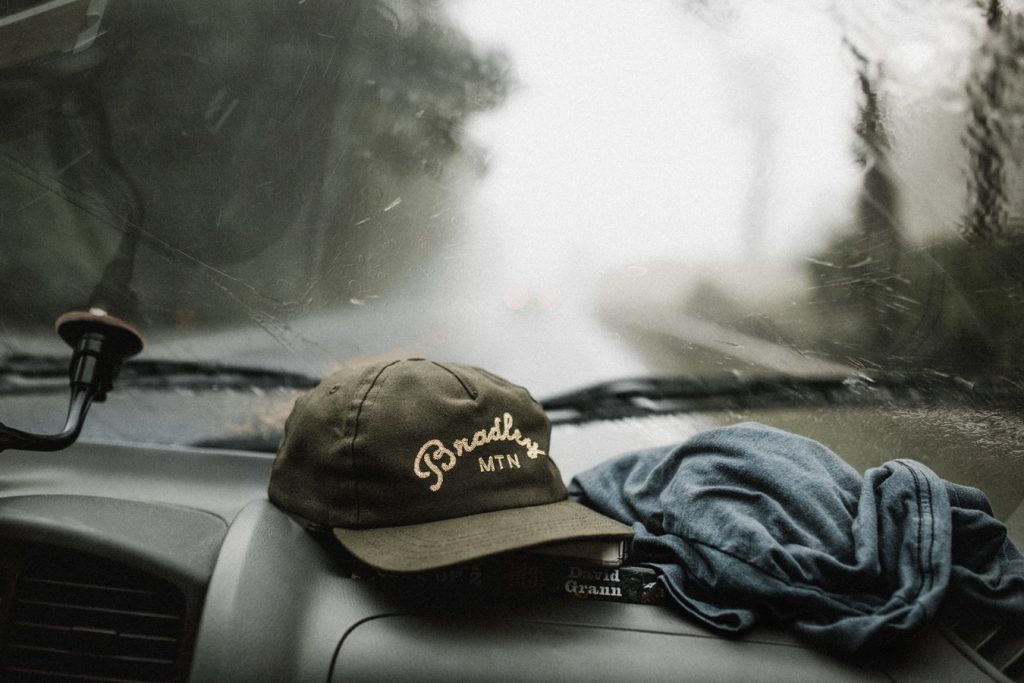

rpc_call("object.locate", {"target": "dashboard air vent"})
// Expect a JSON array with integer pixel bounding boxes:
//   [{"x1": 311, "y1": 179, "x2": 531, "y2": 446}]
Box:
[{"x1": 0, "y1": 545, "x2": 186, "y2": 682}]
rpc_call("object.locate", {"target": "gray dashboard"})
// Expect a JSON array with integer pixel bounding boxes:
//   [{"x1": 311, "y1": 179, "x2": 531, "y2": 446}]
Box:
[{"x1": 0, "y1": 437, "x2": 1013, "y2": 682}]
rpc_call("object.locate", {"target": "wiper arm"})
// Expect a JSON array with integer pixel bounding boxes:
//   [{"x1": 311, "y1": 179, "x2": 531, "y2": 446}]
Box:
[
  {"x1": 541, "y1": 374, "x2": 858, "y2": 423},
  {"x1": 540, "y1": 372, "x2": 1024, "y2": 425},
  {"x1": 0, "y1": 354, "x2": 320, "y2": 395}
]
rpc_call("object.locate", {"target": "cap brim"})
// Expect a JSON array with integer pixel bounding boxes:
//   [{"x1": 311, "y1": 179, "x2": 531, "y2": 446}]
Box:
[{"x1": 333, "y1": 500, "x2": 633, "y2": 573}]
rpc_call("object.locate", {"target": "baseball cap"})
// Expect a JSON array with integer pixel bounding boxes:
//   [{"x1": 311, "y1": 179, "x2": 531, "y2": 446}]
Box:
[{"x1": 268, "y1": 358, "x2": 632, "y2": 572}]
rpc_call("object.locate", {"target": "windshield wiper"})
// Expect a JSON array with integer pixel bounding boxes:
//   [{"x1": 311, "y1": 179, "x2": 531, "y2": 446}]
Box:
[
  {"x1": 0, "y1": 354, "x2": 321, "y2": 395},
  {"x1": 540, "y1": 372, "x2": 1024, "y2": 425}
]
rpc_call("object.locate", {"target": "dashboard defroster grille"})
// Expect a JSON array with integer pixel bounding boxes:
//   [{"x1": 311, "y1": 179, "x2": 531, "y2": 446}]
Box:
[{"x1": 947, "y1": 615, "x2": 1024, "y2": 683}]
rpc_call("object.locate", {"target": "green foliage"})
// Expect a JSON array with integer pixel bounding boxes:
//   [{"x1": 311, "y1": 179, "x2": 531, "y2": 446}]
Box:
[{"x1": 0, "y1": 0, "x2": 510, "y2": 329}]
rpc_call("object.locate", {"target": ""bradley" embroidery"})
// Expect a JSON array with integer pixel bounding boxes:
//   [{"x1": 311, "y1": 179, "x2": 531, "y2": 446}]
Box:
[{"x1": 413, "y1": 412, "x2": 545, "y2": 492}]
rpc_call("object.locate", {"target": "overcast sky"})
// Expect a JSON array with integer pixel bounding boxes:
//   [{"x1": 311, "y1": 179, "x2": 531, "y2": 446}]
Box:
[{"x1": 447, "y1": 0, "x2": 863, "y2": 286}]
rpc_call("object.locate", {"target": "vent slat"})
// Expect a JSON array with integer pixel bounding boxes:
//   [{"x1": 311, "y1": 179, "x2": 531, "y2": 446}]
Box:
[
  {"x1": 5, "y1": 642, "x2": 176, "y2": 664},
  {"x1": 23, "y1": 581, "x2": 165, "y2": 602},
  {"x1": 979, "y1": 628, "x2": 1024, "y2": 671},
  {"x1": 16, "y1": 598, "x2": 182, "y2": 620},
  {"x1": 24, "y1": 577, "x2": 160, "y2": 593},
  {"x1": 948, "y1": 615, "x2": 1024, "y2": 683},
  {"x1": 0, "y1": 664, "x2": 156, "y2": 683},
  {"x1": 1004, "y1": 648, "x2": 1024, "y2": 682},
  {"x1": 14, "y1": 621, "x2": 178, "y2": 642},
  {"x1": 10, "y1": 622, "x2": 180, "y2": 659},
  {"x1": 962, "y1": 621, "x2": 1003, "y2": 650},
  {"x1": 976, "y1": 626, "x2": 1006, "y2": 654},
  {"x1": 2, "y1": 642, "x2": 177, "y2": 681},
  {"x1": 12, "y1": 600, "x2": 181, "y2": 640}
]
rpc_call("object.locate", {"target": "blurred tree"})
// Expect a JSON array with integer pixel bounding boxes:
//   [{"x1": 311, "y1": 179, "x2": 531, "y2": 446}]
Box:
[
  {"x1": 0, "y1": 0, "x2": 509, "y2": 330},
  {"x1": 806, "y1": 1, "x2": 1024, "y2": 375}
]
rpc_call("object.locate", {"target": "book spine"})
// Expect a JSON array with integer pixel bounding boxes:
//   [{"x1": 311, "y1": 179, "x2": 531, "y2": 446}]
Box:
[
  {"x1": 353, "y1": 558, "x2": 665, "y2": 606},
  {"x1": 508, "y1": 560, "x2": 664, "y2": 605}
]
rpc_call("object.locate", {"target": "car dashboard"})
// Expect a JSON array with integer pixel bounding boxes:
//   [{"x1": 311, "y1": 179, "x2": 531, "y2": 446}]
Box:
[{"x1": 1, "y1": 419, "x2": 1021, "y2": 683}]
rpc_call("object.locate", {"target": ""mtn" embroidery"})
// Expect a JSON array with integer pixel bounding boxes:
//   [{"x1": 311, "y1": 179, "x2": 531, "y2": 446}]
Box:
[{"x1": 413, "y1": 412, "x2": 545, "y2": 492}]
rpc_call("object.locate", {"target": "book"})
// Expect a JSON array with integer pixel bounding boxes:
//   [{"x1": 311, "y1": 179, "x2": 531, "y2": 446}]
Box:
[
  {"x1": 344, "y1": 554, "x2": 665, "y2": 606},
  {"x1": 527, "y1": 538, "x2": 629, "y2": 567}
]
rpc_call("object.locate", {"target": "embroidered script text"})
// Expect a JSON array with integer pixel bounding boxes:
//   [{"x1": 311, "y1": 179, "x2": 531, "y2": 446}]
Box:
[{"x1": 413, "y1": 412, "x2": 545, "y2": 492}]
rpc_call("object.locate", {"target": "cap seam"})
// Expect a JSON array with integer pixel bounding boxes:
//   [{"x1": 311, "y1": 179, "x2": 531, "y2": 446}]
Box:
[
  {"x1": 429, "y1": 361, "x2": 478, "y2": 399},
  {"x1": 474, "y1": 366, "x2": 538, "y2": 407},
  {"x1": 350, "y1": 360, "x2": 402, "y2": 526}
]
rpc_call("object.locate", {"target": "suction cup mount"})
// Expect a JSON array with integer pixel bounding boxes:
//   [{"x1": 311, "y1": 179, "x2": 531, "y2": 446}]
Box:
[{"x1": 0, "y1": 309, "x2": 144, "y2": 452}]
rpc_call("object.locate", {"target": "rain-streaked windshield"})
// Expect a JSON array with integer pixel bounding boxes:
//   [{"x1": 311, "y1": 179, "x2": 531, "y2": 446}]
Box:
[{"x1": 2, "y1": 0, "x2": 1023, "y2": 396}]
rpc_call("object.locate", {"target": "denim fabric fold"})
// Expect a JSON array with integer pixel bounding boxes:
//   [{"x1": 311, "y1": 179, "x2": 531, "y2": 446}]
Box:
[{"x1": 569, "y1": 422, "x2": 1024, "y2": 653}]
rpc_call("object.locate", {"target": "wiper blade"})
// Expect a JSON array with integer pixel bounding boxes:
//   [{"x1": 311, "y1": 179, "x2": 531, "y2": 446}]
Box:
[
  {"x1": 540, "y1": 372, "x2": 1024, "y2": 425},
  {"x1": 0, "y1": 355, "x2": 71, "y2": 393},
  {"x1": 0, "y1": 354, "x2": 320, "y2": 395}
]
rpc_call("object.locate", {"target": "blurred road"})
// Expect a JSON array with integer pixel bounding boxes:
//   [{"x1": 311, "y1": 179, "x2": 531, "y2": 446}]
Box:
[
  {"x1": 601, "y1": 297, "x2": 855, "y2": 379},
  {"x1": 139, "y1": 270, "x2": 854, "y2": 401},
  {"x1": 144, "y1": 288, "x2": 655, "y2": 397}
]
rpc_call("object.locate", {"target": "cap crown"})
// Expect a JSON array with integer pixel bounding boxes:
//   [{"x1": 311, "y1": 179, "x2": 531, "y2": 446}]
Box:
[{"x1": 268, "y1": 359, "x2": 566, "y2": 528}]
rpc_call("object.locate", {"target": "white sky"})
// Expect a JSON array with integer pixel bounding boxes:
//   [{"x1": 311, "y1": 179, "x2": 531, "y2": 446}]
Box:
[{"x1": 447, "y1": 0, "x2": 864, "y2": 287}]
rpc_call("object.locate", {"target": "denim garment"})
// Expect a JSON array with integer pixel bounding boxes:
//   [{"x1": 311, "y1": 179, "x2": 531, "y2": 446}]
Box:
[{"x1": 568, "y1": 422, "x2": 1024, "y2": 653}]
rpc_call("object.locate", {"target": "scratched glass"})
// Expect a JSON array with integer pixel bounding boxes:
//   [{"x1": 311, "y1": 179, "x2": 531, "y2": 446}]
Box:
[{"x1": 0, "y1": 0, "x2": 1021, "y2": 420}]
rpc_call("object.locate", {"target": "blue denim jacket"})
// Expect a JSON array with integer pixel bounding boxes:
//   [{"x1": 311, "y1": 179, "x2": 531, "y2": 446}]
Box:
[{"x1": 568, "y1": 422, "x2": 1024, "y2": 653}]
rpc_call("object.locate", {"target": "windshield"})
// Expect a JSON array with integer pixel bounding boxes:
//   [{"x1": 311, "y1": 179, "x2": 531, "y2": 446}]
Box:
[{"x1": 2, "y1": 1, "x2": 1023, "y2": 397}]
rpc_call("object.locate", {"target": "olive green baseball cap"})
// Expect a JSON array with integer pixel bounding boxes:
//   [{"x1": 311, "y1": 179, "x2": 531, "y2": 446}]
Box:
[{"x1": 268, "y1": 358, "x2": 632, "y2": 572}]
